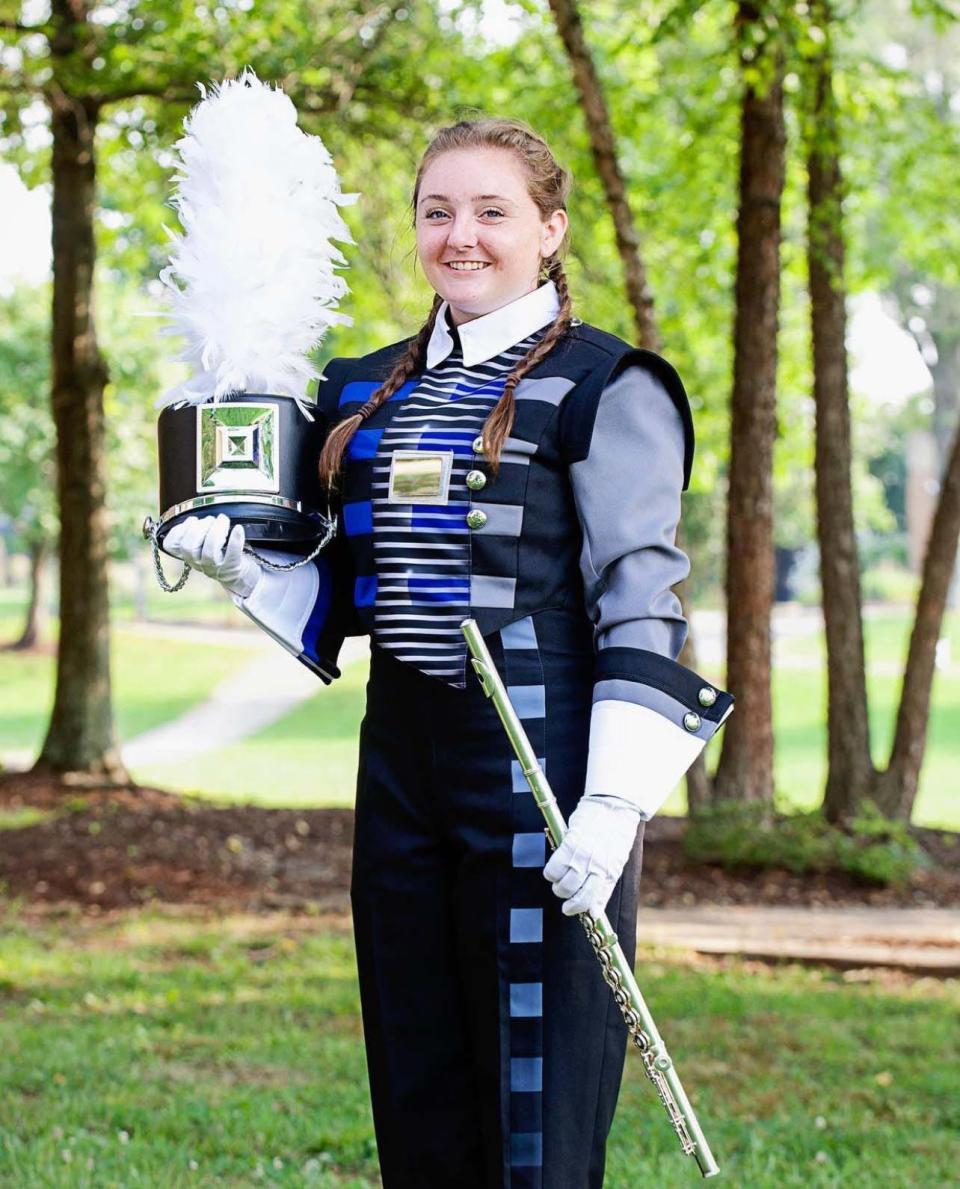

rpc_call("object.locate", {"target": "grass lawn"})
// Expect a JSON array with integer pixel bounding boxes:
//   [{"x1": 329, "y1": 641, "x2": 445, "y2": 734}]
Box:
[
  {"x1": 774, "y1": 604, "x2": 960, "y2": 667},
  {"x1": 110, "y1": 580, "x2": 247, "y2": 628},
  {"x1": 0, "y1": 905, "x2": 956, "y2": 1186},
  {"x1": 0, "y1": 624, "x2": 255, "y2": 758},
  {"x1": 0, "y1": 575, "x2": 243, "y2": 638},
  {"x1": 135, "y1": 645, "x2": 960, "y2": 830},
  {"x1": 2, "y1": 583, "x2": 957, "y2": 829},
  {"x1": 131, "y1": 657, "x2": 369, "y2": 808},
  {"x1": 767, "y1": 606, "x2": 960, "y2": 829},
  {"x1": 770, "y1": 665, "x2": 960, "y2": 830}
]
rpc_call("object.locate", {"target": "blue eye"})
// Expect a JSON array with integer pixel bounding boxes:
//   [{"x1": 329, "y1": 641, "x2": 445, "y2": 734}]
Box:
[{"x1": 423, "y1": 208, "x2": 504, "y2": 221}]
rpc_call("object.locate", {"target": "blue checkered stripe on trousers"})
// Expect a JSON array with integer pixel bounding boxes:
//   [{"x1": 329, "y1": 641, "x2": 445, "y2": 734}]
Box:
[{"x1": 500, "y1": 614, "x2": 548, "y2": 1186}]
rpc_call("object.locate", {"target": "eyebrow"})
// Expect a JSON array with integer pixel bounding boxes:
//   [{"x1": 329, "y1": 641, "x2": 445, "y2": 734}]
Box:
[{"x1": 418, "y1": 193, "x2": 515, "y2": 205}]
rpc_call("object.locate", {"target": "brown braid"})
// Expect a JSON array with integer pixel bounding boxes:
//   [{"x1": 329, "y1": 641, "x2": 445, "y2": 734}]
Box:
[
  {"x1": 481, "y1": 256, "x2": 574, "y2": 475},
  {"x1": 319, "y1": 117, "x2": 574, "y2": 488},
  {"x1": 318, "y1": 293, "x2": 443, "y2": 491}
]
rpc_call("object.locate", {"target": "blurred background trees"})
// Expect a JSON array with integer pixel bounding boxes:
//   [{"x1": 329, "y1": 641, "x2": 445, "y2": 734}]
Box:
[{"x1": 1, "y1": 0, "x2": 957, "y2": 826}]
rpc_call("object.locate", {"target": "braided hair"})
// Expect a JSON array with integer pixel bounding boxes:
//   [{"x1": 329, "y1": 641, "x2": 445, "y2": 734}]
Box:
[{"x1": 319, "y1": 117, "x2": 574, "y2": 490}]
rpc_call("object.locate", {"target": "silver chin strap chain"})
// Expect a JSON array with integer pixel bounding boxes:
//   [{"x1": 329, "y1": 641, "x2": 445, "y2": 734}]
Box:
[{"x1": 142, "y1": 509, "x2": 336, "y2": 595}]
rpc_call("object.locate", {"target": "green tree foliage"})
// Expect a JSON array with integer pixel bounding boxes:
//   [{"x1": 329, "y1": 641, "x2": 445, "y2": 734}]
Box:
[
  {"x1": 0, "y1": 0, "x2": 955, "y2": 800},
  {"x1": 0, "y1": 284, "x2": 54, "y2": 554},
  {"x1": 3, "y1": 1, "x2": 954, "y2": 585},
  {"x1": 0, "y1": 0, "x2": 461, "y2": 777}
]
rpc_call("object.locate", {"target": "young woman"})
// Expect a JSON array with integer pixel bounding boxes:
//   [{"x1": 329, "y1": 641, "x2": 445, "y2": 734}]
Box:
[{"x1": 165, "y1": 118, "x2": 733, "y2": 1189}]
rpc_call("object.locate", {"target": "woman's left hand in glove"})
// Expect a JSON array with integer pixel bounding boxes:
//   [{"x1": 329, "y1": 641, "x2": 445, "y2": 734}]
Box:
[{"x1": 542, "y1": 795, "x2": 642, "y2": 918}]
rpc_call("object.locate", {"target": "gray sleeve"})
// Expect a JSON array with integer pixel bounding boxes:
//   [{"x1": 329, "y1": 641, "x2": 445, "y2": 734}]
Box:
[{"x1": 569, "y1": 364, "x2": 690, "y2": 659}]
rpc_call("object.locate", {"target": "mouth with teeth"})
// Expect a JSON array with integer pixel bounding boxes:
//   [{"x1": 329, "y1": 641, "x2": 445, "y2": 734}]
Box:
[{"x1": 445, "y1": 261, "x2": 491, "y2": 271}]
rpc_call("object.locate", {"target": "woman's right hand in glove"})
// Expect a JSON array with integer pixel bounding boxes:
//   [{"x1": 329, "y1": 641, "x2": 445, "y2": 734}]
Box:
[{"x1": 163, "y1": 514, "x2": 262, "y2": 599}]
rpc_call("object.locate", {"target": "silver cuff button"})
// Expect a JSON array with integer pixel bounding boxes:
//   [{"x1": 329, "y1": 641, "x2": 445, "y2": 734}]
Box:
[
  {"x1": 466, "y1": 469, "x2": 487, "y2": 491},
  {"x1": 698, "y1": 686, "x2": 717, "y2": 707},
  {"x1": 466, "y1": 509, "x2": 488, "y2": 530},
  {"x1": 683, "y1": 711, "x2": 702, "y2": 733}
]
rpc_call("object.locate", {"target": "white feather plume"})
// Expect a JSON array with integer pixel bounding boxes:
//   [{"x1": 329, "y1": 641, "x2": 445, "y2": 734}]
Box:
[{"x1": 154, "y1": 67, "x2": 357, "y2": 407}]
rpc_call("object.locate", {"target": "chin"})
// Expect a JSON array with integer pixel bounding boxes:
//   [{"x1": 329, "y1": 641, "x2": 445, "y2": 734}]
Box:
[
  {"x1": 450, "y1": 293, "x2": 499, "y2": 313},
  {"x1": 437, "y1": 283, "x2": 510, "y2": 315},
  {"x1": 433, "y1": 290, "x2": 486, "y2": 317}
]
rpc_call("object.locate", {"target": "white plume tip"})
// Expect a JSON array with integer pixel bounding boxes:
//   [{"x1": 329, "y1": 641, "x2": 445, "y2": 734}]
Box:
[{"x1": 154, "y1": 67, "x2": 357, "y2": 408}]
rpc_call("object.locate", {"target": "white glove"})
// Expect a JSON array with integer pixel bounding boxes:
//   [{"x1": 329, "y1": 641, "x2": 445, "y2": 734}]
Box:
[
  {"x1": 542, "y1": 795, "x2": 642, "y2": 918},
  {"x1": 163, "y1": 513, "x2": 262, "y2": 599}
]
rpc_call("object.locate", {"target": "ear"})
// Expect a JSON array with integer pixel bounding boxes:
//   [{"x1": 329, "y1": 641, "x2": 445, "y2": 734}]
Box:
[{"x1": 540, "y1": 208, "x2": 568, "y2": 260}]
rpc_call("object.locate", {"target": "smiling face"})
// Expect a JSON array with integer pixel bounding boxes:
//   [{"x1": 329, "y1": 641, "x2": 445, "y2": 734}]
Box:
[{"x1": 415, "y1": 146, "x2": 568, "y2": 326}]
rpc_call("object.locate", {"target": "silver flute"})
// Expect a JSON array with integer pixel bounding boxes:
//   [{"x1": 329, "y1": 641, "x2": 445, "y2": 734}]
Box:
[{"x1": 461, "y1": 618, "x2": 720, "y2": 1179}]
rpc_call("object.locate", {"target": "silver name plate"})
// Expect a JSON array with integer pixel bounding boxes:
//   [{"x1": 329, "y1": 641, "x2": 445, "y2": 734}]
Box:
[{"x1": 387, "y1": 450, "x2": 454, "y2": 504}]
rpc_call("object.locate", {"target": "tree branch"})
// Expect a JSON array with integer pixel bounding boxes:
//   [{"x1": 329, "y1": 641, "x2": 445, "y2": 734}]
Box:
[
  {"x1": 95, "y1": 83, "x2": 202, "y2": 107},
  {"x1": 94, "y1": 1, "x2": 405, "y2": 115},
  {"x1": 281, "y1": 0, "x2": 407, "y2": 114}
]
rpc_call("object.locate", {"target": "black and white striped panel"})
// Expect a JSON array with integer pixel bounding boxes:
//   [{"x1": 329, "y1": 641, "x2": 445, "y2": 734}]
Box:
[{"x1": 369, "y1": 331, "x2": 547, "y2": 687}]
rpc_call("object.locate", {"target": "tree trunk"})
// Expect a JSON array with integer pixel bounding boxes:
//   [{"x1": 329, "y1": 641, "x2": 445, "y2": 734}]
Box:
[
  {"x1": 806, "y1": 0, "x2": 874, "y2": 822},
  {"x1": 35, "y1": 0, "x2": 127, "y2": 783},
  {"x1": 890, "y1": 283, "x2": 960, "y2": 607},
  {"x1": 712, "y1": 1, "x2": 786, "y2": 804},
  {"x1": 546, "y1": 0, "x2": 660, "y2": 351},
  {"x1": 547, "y1": 0, "x2": 719, "y2": 813},
  {"x1": 872, "y1": 419, "x2": 960, "y2": 818},
  {"x1": 7, "y1": 539, "x2": 46, "y2": 651},
  {"x1": 930, "y1": 333, "x2": 960, "y2": 473},
  {"x1": 919, "y1": 315, "x2": 960, "y2": 608}
]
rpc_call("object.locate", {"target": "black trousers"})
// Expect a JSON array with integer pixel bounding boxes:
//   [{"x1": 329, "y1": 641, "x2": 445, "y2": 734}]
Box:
[{"x1": 350, "y1": 608, "x2": 644, "y2": 1188}]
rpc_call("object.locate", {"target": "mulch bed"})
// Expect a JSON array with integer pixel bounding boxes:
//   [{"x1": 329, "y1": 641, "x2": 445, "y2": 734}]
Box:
[{"x1": 1, "y1": 772, "x2": 958, "y2": 914}]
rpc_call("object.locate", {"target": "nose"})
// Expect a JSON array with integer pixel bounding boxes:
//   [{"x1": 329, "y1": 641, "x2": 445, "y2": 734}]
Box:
[{"x1": 446, "y1": 211, "x2": 478, "y2": 251}]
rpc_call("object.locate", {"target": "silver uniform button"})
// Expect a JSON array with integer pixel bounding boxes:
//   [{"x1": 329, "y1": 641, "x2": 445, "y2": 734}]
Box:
[
  {"x1": 472, "y1": 434, "x2": 485, "y2": 454},
  {"x1": 466, "y1": 469, "x2": 487, "y2": 491},
  {"x1": 698, "y1": 686, "x2": 717, "y2": 707},
  {"x1": 683, "y1": 711, "x2": 702, "y2": 733},
  {"x1": 466, "y1": 509, "x2": 488, "y2": 530}
]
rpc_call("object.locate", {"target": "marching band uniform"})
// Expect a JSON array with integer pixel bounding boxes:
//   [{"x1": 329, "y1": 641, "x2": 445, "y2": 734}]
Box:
[{"x1": 227, "y1": 279, "x2": 733, "y2": 1187}]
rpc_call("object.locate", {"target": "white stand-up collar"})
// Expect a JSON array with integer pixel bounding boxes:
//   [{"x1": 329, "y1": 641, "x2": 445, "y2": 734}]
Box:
[{"x1": 425, "y1": 280, "x2": 561, "y2": 370}]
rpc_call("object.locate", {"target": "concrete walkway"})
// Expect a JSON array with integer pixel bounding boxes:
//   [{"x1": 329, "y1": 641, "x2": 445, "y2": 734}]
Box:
[
  {"x1": 2, "y1": 603, "x2": 726, "y2": 771},
  {"x1": 636, "y1": 905, "x2": 960, "y2": 975},
  {"x1": 124, "y1": 636, "x2": 370, "y2": 768},
  {"x1": 0, "y1": 600, "x2": 882, "y2": 773},
  {"x1": 2, "y1": 631, "x2": 370, "y2": 772}
]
